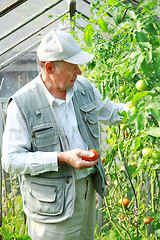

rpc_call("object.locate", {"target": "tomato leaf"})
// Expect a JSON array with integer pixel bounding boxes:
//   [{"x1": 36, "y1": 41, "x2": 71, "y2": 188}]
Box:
[
  {"x1": 84, "y1": 24, "x2": 94, "y2": 47},
  {"x1": 137, "y1": 113, "x2": 148, "y2": 131},
  {"x1": 145, "y1": 127, "x2": 160, "y2": 137},
  {"x1": 138, "y1": 0, "x2": 151, "y2": 8},
  {"x1": 132, "y1": 92, "x2": 152, "y2": 103},
  {"x1": 139, "y1": 42, "x2": 152, "y2": 50},
  {"x1": 97, "y1": 18, "x2": 108, "y2": 32},
  {"x1": 127, "y1": 10, "x2": 137, "y2": 20},
  {"x1": 154, "y1": 53, "x2": 160, "y2": 77},
  {"x1": 126, "y1": 165, "x2": 137, "y2": 177},
  {"x1": 141, "y1": 60, "x2": 154, "y2": 78},
  {"x1": 136, "y1": 31, "x2": 148, "y2": 43},
  {"x1": 152, "y1": 164, "x2": 160, "y2": 170},
  {"x1": 150, "y1": 108, "x2": 160, "y2": 122},
  {"x1": 134, "y1": 136, "x2": 141, "y2": 151},
  {"x1": 144, "y1": 23, "x2": 157, "y2": 35},
  {"x1": 108, "y1": 0, "x2": 118, "y2": 5},
  {"x1": 155, "y1": 229, "x2": 160, "y2": 237},
  {"x1": 135, "y1": 53, "x2": 144, "y2": 72},
  {"x1": 130, "y1": 50, "x2": 141, "y2": 60}
]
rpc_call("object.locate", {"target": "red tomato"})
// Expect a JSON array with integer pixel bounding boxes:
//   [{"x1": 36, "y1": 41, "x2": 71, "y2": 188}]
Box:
[
  {"x1": 82, "y1": 149, "x2": 99, "y2": 161},
  {"x1": 143, "y1": 216, "x2": 152, "y2": 224},
  {"x1": 124, "y1": 131, "x2": 129, "y2": 139},
  {"x1": 119, "y1": 198, "x2": 130, "y2": 207},
  {"x1": 121, "y1": 216, "x2": 125, "y2": 220},
  {"x1": 101, "y1": 157, "x2": 105, "y2": 164}
]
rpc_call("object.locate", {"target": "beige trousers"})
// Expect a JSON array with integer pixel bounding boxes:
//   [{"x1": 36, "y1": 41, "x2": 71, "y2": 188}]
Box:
[{"x1": 28, "y1": 175, "x2": 96, "y2": 240}]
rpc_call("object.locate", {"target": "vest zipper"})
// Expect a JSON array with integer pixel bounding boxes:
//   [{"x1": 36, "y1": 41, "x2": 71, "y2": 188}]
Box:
[
  {"x1": 32, "y1": 127, "x2": 53, "y2": 138},
  {"x1": 34, "y1": 176, "x2": 72, "y2": 180}
]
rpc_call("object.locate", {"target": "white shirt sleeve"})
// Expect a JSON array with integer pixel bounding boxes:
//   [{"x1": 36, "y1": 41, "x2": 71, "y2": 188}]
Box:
[
  {"x1": 92, "y1": 84, "x2": 131, "y2": 125},
  {"x1": 2, "y1": 100, "x2": 58, "y2": 175}
]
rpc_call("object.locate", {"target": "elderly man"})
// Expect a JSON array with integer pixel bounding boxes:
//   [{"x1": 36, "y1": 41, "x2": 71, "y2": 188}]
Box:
[{"x1": 2, "y1": 29, "x2": 130, "y2": 240}]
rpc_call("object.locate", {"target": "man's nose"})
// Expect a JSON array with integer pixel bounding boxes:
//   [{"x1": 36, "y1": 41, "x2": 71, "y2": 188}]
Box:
[{"x1": 77, "y1": 66, "x2": 82, "y2": 75}]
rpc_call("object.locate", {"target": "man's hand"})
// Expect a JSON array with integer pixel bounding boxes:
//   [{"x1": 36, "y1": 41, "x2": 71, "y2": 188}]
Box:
[{"x1": 57, "y1": 149, "x2": 98, "y2": 170}]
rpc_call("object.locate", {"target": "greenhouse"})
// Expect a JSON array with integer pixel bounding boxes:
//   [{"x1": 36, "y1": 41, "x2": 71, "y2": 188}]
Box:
[{"x1": 0, "y1": 0, "x2": 160, "y2": 239}]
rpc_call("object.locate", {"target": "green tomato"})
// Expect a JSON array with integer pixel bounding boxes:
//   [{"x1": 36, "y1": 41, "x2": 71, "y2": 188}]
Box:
[
  {"x1": 142, "y1": 147, "x2": 152, "y2": 158},
  {"x1": 120, "y1": 86, "x2": 126, "y2": 92},
  {"x1": 120, "y1": 124, "x2": 128, "y2": 131},
  {"x1": 136, "y1": 80, "x2": 148, "y2": 91},
  {"x1": 149, "y1": 159, "x2": 156, "y2": 165},
  {"x1": 152, "y1": 151, "x2": 160, "y2": 160}
]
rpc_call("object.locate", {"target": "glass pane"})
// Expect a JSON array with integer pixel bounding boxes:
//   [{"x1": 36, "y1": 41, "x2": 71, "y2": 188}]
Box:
[
  {"x1": 0, "y1": 51, "x2": 38, "y2": 98},
  {"x1": 0, "y1": 0, "x2": 69, "y2": 70},
  {"x1": 0, "y1": 0, "x2": 93, "y2": 72}
]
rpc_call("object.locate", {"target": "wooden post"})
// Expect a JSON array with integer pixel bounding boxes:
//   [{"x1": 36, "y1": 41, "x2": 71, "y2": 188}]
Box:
[
  {"x1": 68, "y1": 0, "x2": 76, "y2": 30},
  {"x1": 68, "y1": 0, "x2": 76, "y2": 19}
]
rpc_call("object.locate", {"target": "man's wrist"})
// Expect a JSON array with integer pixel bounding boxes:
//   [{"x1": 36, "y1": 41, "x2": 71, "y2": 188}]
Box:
[{"x1": 57, "y1": 152, "x2": 65, "y2": 165}]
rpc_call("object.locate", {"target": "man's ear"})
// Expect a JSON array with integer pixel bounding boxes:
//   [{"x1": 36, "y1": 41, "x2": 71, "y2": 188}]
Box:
[{"x1": 45, "y1": 62, "x2": 55, "y2": 74}]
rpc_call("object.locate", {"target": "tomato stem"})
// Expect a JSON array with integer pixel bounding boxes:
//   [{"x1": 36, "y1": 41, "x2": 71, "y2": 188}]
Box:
[
  {"x1": 151, "y1": 170, "x2": 156, "y2": 213},
  {"x1": 104, "y1": 197, "x2": 130, "y2": 239},
  {"x1": 119, "y1": 146, "x2": 139, "y2": 236}
]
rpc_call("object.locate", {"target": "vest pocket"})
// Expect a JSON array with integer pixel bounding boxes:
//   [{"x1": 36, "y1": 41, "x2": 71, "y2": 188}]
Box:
[
  {"x1": 32, "y1": 126, "x2": 59, "y2": 150},
  {"x1": 80, "y1": 103, "x2": 99, "y2": 138},
  {"x1": 24, "y1": 178, "x2": 65, "y2": 216}
]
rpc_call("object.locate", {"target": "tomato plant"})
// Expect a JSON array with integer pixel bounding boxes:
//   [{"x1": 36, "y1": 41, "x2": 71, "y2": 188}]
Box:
[{"x1": 74, "y1": 0, "x2": 160, "y2": 238}]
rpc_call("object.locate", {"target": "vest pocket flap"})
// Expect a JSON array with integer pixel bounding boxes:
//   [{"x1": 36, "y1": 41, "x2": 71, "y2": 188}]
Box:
[
  {"x1": 79, "y1": 102, "x2": 98, "y2": 137},
  {"x1": 32, "y1": 127, "x2": 59, "y2": 147},
  {"x1": 86, "y1": 115, "x2": 97, "y2": 124},
  {"x1": 79, "y1": 102, "x2": 96, "y2": 112},
  {"x1": 30, "y1": 183, "x2": 57, "y2": 202}
]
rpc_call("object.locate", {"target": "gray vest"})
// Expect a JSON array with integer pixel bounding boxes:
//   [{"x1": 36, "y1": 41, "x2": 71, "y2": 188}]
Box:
[{"x1": 9, "y1": 76, "x2": 106, "y2": 223}]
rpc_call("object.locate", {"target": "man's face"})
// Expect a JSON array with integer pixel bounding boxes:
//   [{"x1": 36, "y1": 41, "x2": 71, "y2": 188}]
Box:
[{"x1": 51, "y1": 61, "x2": 82, "y2": 91}]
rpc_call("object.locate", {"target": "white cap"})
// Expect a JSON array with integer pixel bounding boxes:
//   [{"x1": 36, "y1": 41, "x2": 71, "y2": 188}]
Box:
[{"x1": 37, "y1": 29, "x2": 94, "y2": 64}]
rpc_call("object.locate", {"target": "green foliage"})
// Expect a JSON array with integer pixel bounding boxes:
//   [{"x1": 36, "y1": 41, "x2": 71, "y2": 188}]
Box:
[
  {"x1": 68, "y1": 0, "x2": 160, "y2": 239},
  {"x1": 1, "y1": 175, "x2": 31, "y2": 239}
]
